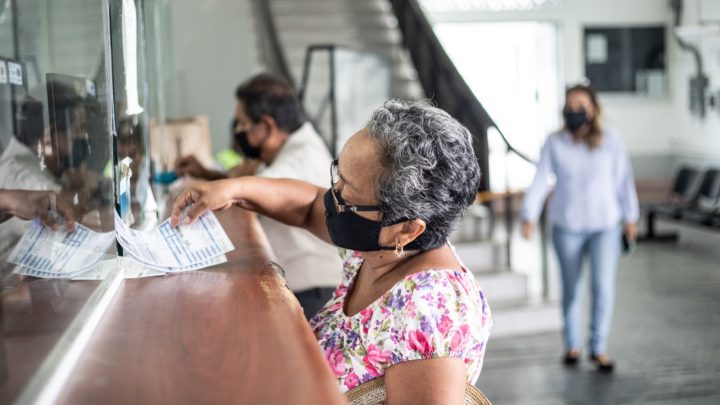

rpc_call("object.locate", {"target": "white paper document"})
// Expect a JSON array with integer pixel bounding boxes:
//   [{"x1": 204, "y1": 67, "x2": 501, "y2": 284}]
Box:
[
  {"x1": 8, "y1": 220, "x2": 116, "y2": 278},
  {"x1": 9, "y1": 210, "x2": 234, "y2": 279},
  {"x1": 114, "y1": 210, "x2": 233, "y2": 271},
  {"x1": 68, "y1": 257, "x2": 166, "y2": 280},
  {"x1": 120, "y1": 248, "x2": 228, "y2": 273}
]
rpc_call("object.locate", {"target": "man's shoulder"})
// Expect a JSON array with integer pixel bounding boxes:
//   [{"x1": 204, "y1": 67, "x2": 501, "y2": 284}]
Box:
[
  {"x1": 261, "y1": 124, "x2": 332, "y2": 184},
  {"x1": 289, "y1": 123, "x2": 329, "y2": 150},
  {"x1": 0, "y1": 159, "x2": 58, "y2": 190},
  {"x1": 281, "y1": 123, "x2": 333, "y2": 164}
]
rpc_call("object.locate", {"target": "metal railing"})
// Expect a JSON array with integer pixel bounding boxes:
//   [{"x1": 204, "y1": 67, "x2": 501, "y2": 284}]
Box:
[
  {"x1": 251, "y1": 0, "x2": 295, "y2": 87},
  {"x1": 388, "y1": 0, "x2": 537, "y2": 189},
  {"x1": 298, "y1": 44, "x2": 391, "y2": 156},
  {"x1": 252, "y1": 0, "x2": 550, "y2": 299},
  {"x1": 388, "y1": 0, "x2": 551, "y2": 299}
]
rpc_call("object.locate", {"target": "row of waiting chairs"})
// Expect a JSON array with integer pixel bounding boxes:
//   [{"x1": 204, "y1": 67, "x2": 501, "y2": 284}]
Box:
[{"x1": 643, "y1": 166, "x2": 720, "y2": 240}]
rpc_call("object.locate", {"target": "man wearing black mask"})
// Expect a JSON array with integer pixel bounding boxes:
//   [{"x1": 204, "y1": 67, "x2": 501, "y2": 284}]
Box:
[
  {"x1": 0, "y1": 94, "x2": 93, "y2": 266},
  {"x1": 175, "y1": 117, "x2": 259, "y2": 180},
  {"x1": 47, "y1": 93, "x2": 92, "y2": 175},
  {"x1": 175, "y1": 73, "x2": 341, "y2": 320}
]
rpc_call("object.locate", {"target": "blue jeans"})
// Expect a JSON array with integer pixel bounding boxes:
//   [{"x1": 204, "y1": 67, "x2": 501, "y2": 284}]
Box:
[{"x1": 552, "y1": 225, "x2": 621, "y2": 354}]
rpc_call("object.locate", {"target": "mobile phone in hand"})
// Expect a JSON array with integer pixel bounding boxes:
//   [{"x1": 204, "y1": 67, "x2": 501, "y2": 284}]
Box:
[{"x1": 622, "y1": 233, "x2": 636, "y2": 255}]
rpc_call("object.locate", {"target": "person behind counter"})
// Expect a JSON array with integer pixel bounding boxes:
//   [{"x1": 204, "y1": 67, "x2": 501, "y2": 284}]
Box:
[
  {"x1": 0, "y1": 189, "x2": 75, "y2": 230},
  {"x1": 175, "y1": 73, "x2": 342, "y2": 320},
  {"x1": 171, "y1": 100, "x2": 492, "y2": 401},
  {"x1": 0, "y1": 95, "x2": 89, "y2": 265},
  {"x1": 173, "y1": 117, "x2": 252, "y2": 180}
]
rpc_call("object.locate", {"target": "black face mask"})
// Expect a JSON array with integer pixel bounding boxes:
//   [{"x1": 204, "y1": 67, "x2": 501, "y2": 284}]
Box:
[
  {"x1": 235, "y1": 130, "x2": 263, "y2": 159},
  {"x1": 63, "y1": 138, "x2": 90, "y2": 168},
  {"x1": 564, "y1": 109, "x2": 588, "y2": 132},
  {"x1": 323, "y1": 190, "x2": 422, "y2": 252}
]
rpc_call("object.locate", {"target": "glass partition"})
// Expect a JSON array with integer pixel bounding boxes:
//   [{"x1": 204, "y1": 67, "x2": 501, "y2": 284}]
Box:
[
  {"x1": 109, "y1": 0, "x2": 156, "y2": 228},
  {"x1": 0, "y1": 0, "x2": 166, "y2": 401},
  {"x1": 300, "y1": 46, "x2": 390, "y2": 156},
  {"x1": 333, "y1": 48, "x2": 390, "y2": 155}
]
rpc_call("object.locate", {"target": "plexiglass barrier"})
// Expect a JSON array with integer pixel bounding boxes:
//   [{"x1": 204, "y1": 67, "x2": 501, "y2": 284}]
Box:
[
  {"x1": 0, "y1": 0, "x2": 168, "y2": 401},
  {"x1": 300, "y1": 45, "x2": 390, "y2": 156}
]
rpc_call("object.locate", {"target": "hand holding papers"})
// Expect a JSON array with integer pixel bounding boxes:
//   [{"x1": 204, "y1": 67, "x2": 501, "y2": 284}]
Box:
[
  {"x1": 114, "y1": 209, "x2": 233, "y2": 272},
  {"x1": 0, "y1": 189, "x2": 75, "y2": 230},
  {"x1": 169, "y1": 179, "x2": 238, "y2": 227}
]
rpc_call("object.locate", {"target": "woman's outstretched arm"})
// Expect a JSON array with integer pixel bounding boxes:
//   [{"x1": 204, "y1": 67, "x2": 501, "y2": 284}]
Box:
[{"x1": 170, "y1": 177, "x2": 331, "y2": 244}]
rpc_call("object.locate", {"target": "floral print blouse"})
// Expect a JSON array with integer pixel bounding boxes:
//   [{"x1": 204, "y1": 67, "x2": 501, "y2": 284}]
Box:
[{"x1": 310, "y1": 248, "x2": 492, "y2": 393}]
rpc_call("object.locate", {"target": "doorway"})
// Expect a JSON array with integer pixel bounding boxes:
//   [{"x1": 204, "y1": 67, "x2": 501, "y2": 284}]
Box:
[{"x1": 434, "y1": 21, "x2": 562, "y2": 191}]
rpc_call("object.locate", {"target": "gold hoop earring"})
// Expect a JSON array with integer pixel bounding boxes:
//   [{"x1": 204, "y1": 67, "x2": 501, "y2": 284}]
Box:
[{"x1": 394, "y1": 243, "x2": 405, "y2": 257}]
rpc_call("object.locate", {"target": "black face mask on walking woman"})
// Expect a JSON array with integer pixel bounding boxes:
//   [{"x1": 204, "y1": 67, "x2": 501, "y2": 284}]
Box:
[
  {"x1": 234, "y1": 131, "x2": 263, "y2": 159},
  {"x1": 323, "y1": 190, "x2": 423, "y2": 252},
  {"x1": 563, "y1": 109, "x2": 588, "y2": 132}
]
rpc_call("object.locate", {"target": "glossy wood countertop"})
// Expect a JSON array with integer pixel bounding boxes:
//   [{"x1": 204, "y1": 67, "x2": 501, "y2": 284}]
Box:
[{"x1": 55, "y1": 207, "x2": 346, "y2": 404}]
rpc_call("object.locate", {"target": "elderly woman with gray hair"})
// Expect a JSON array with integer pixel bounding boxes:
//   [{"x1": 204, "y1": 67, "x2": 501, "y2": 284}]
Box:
[{"x1": 171, "y1": 100, "x2": 492, "y2": 402}]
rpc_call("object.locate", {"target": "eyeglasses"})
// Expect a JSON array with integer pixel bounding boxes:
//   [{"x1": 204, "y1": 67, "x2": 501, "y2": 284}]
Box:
[{"x1": 330, "y1": 159, "x2": 382, "y2": 214}]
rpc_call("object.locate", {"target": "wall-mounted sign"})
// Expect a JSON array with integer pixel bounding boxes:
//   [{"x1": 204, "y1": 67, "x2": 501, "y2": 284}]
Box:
[
  {"x1": 0, "y1": 61, "x2": 7, "y2": 84},
  {"x1": 584, "y1": 26, "x2": 666, "y2": 94},
  {"x1": 8, "y1": 61, "x2": 22, "y2": 85},
  {"x1": 586, "y1": 34, "x2": 608, "y2": 64},
  {"x1": 86, "y1": 79, "x2": 96, "y2": 97}
]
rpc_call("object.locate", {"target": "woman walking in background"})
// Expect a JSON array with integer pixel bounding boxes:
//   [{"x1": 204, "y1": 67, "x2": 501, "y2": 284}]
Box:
[{"x1": 521, "y1": 84, "x2": 639, "y2": 373}]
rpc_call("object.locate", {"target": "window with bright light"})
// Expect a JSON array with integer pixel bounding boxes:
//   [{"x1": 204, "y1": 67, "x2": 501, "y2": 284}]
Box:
[{"x1": 434, "y1": 21, "x2": 562, "y2": 191}]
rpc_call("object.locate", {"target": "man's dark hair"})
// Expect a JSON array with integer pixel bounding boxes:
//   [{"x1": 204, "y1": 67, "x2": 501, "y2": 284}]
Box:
[
  {"x1": 48, "y1": 84, "x2": 83, "y2": 135},
  {"x1": 234, "y1": 73, "x2": 305, "y2": 134},
  {"x1": 15, "y1": 96, "x2": 44, "y2": 146}
]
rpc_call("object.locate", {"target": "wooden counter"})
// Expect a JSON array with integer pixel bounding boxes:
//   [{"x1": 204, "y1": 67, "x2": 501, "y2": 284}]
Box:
[
  {"x1": 55, "y1": 207, "x2": 346, "y2": 404},
  {"x1": 0, "y1": 278, "x2": 100, "y2": 403}
]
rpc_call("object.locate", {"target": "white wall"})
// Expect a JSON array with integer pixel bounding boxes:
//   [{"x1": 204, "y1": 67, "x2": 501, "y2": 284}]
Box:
[
  {"x1": 167, "y1": 0, "x2": 261, "y2": 154},
  {"x1": 163, "y1": 0, "x2": 720, "y2": 166},
  {"x1": 425, "y1": 0, "x2": 720, "y2": 175},
  {"x1": 670, "y1": 0, "x2": 720, "y2": 166}
]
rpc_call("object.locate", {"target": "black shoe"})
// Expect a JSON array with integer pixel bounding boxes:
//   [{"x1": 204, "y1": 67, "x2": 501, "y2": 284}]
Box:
[
  {"x1": 563, "y1": 351, "x2": 580, "y2": 366},
  {"x1": 589, "y1": 353, "x2": 615, "y2": 373}
]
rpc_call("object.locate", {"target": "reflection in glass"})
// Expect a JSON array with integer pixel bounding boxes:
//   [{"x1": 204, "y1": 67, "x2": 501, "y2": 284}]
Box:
[
  {"x1": 0, "y1": 0, "x2": 170, "y2": 399},
  {"x1": 110, "y1": 0, "x2": 155, "y2": 227},
  {"x1": 0, "y1": 0, "x2": 119, "y2": 402}
]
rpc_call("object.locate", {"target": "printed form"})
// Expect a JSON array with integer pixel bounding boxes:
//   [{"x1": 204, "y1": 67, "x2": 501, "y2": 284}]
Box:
[
  {"x1": 10, "y1": 210, "x2": 234, "y2": 279},
  {"x1": 8, "y1": 220, "x2": 115, "y2": 278},
  {"x1": 114, "y1": 210, "x2": 233, "y2": 270}
]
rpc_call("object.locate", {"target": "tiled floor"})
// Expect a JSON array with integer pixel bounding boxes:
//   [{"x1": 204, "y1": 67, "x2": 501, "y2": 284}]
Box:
[{"x1": 475, "y1": 224, "x2": 720, "y2": 404}]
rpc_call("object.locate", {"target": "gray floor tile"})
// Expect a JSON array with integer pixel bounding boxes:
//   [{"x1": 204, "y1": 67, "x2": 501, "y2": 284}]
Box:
[{"x1": 476, "y1": 224, "x2": 720, "y2": 404}]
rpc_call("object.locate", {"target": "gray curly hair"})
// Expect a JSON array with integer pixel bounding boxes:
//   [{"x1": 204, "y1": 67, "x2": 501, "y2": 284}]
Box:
[{"x1": 367, "y1": 100, "x2": 481, "y2": 250}]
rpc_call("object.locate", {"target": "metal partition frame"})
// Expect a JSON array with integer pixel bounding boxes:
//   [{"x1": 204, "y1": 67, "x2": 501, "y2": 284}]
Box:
[
  {"x1": 299, "y1": 44, "x2": 390, "y2": 157},
  {"x1": 388, "y1": 0, "x2": 551, "y2": 297}
]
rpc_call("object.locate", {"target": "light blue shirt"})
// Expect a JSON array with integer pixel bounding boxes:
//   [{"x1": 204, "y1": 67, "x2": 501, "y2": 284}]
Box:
[{"x1": 521, "y1": 127, "x2": 639, "y2": 232}]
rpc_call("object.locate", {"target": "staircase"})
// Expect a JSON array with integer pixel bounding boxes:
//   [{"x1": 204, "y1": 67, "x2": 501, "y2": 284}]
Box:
[
  {"x1": 451, "y1": 212, "x2": 561, "y2": 338},
  {"x1": 256, "y1": 0, "x2": 560, "y2": 338},
  {"x1": 266, "y1": 0, "x2": 424, "y2": 101}
]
